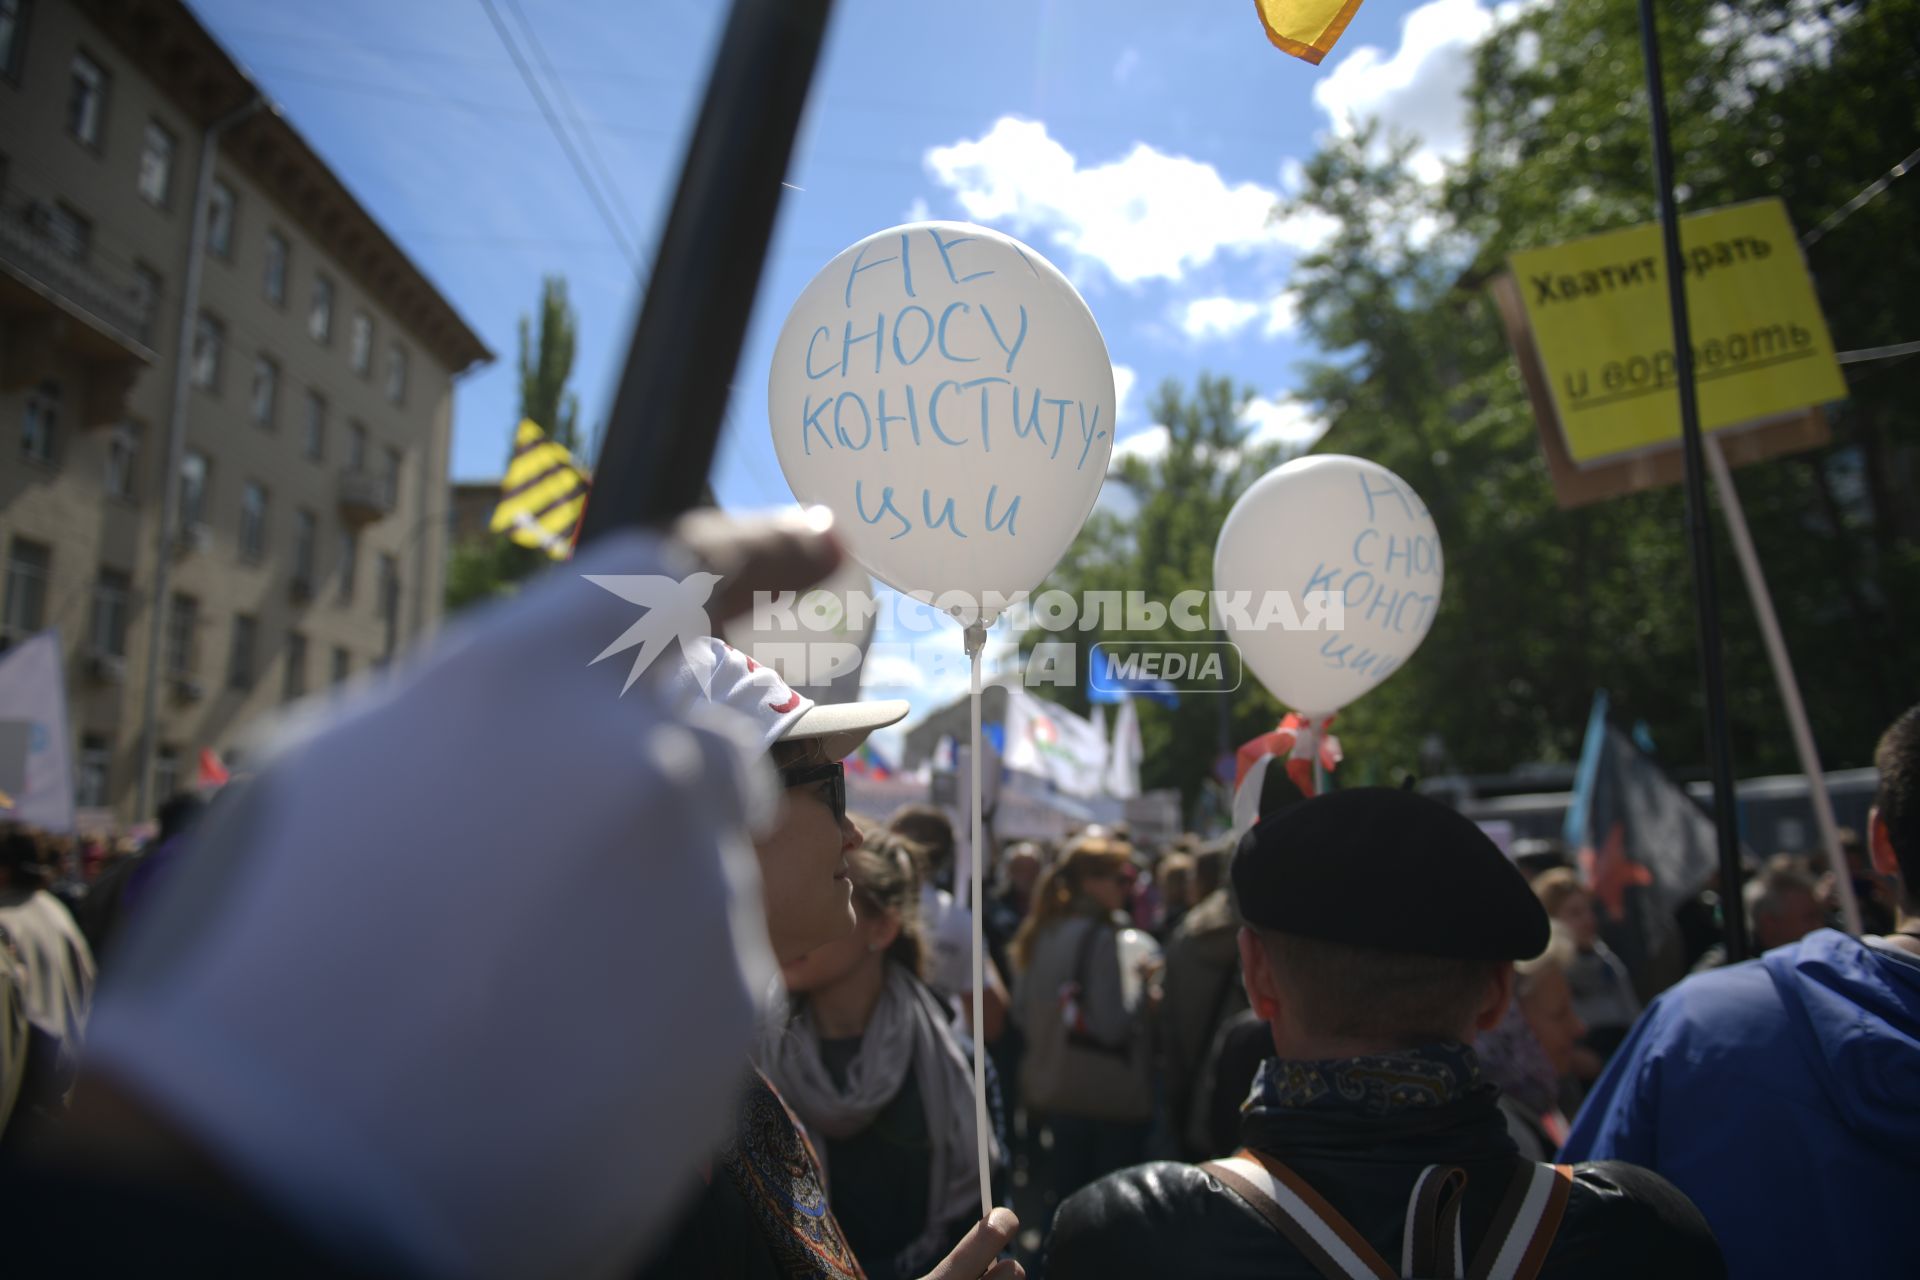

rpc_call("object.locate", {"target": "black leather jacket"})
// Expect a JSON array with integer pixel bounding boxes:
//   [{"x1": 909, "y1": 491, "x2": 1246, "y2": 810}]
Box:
[{"x1": 1047, "y1": 1078, "x2": 1723, "y2": 1280}]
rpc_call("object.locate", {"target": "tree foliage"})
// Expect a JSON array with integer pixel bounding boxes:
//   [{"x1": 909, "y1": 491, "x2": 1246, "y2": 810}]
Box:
[
  {"x1": 446, "y1": 275, "x2": 587, "y2": 612},
  {"x1": 1038, "y1": 0, "x2": 1919, "y2": 803}
]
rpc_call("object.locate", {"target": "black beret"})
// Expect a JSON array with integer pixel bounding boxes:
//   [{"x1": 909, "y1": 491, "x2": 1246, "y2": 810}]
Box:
[{"x1": 1231, "y1": 787, "x2": 1550, "y2": 960}]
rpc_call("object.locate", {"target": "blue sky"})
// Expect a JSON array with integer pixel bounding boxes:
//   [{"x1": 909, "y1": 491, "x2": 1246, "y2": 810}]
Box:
[{"x1": 190, "y1": 0, "x2": 1512, "y2": 747}]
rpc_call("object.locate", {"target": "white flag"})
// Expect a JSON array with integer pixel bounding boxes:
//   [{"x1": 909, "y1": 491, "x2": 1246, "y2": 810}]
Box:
[
  {"x1": 1002, "y1": 685, "x2": 1108, "y2": 798},
  {"x1": 1106, "y1": 695, "x2": 1142, "y2": 800},
  {"x1": 0, "y1": 631, "x2": 75, "y2": 832}
]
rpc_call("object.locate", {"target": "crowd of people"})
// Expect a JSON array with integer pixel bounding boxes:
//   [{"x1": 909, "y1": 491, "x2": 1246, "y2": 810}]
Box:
[{"x1": 0, "y1": 512, "x2": 1914, "y2": 1278}]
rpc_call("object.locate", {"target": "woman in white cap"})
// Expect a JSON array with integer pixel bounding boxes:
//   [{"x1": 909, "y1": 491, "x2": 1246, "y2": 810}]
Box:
[
  {"x1": 640, "y1": 636, "x2": 1022, "y2": 1280},
  {"x1": 762, "y1": 827, "x2": 998, "y2": 1280}
]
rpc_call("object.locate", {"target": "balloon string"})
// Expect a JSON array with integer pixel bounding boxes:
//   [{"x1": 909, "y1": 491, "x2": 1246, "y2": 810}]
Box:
[{"x1": 964, "y1": 621, "x2": 991, "y2": 1219}]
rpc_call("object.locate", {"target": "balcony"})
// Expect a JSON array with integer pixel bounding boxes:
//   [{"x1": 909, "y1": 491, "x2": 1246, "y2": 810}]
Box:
[
  {"x1": 338, "y1": 469, "x2": 394, "y2": 527},
  {"x1": 0, "y1": 199, "x2": 157, "y2": 410}
]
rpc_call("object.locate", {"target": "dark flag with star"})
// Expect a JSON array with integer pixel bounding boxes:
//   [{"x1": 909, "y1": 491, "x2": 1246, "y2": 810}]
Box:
[{"x1": 1564, "y1": 691, "x2": 1729, "y2": 986}]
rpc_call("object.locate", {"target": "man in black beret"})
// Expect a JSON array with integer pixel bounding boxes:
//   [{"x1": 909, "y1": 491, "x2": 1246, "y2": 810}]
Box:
[{"x1": 1046, "y1": 787, "x2": 1724, "y2": 1280}]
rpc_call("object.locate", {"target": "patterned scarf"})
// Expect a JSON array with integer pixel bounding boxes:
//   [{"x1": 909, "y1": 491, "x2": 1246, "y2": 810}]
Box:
[
  {"x1": 1244, "y1": 1041, "x2": 1485, "y2": 1120},
  {"x1": 718, "y1": 1071, "x2": 865, "y2": 1280}
]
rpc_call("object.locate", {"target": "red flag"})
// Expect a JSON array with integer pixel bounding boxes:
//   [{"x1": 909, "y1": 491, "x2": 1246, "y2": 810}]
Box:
[{"x1": 198, "y1": 748, "x2": 231, "y2": 790}]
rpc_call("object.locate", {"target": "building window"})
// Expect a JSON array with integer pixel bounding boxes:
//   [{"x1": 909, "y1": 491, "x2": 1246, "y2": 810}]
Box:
[
  {"x1": 3, "y1": 538, "x2": 50, "y2": 639},
  {"x1": 337, "y1": 529, "x2": 357, "y2": 601},
  {"x1": 379, "y1": 553, "x2": 401, "y2": 656},
  {"x1": 350, "y1": 311, "x2": 373, "y2": 376},
  {"x1": 206, "y1": 178, "x2": 236, "y2": 257},
  {"x1": 331, "y1": 646, "x2": 350, "y2": 687},
  {"x1": 178, "y1": 449, "x2": 209, "y2": 530},
  {"x1": 105, "y1": 422, "x2": 139, "y2": 500},
  {"x1": 190, "y1": 311, "x2": 224, "y2": 389},
  {"x1": 239, "y1": 481, "x2": 268, "y2": 560},
  {"x1": 21, "y1": 380, "x2": 59, "y2": 463},
  {"x1": 293, "y1": 508, "x2": 317, "y2": 587},
  {"x1": 47, "y1": 202, "x2": 90, "y2": 262},
  {"x1": 309, "y1": 273, "x2": 333, "y2": 343},
  {"x1": 228, "y1": 614, "x2": 257, "y2": 690},
  {"x1": 130, "y1": 261, "x2": 162, "y2": 339},
  {"x1": 68, "y1": 50, "x2": 107, "y2": 148},
  {"x1": 303, "y1": 392, "x2": 327, "y2": 461},
  {"x1": 1, "y1": 0, "x2": 31, "y2": 83},
  {"x1": 347, "y1": 421, "x2": 368, "y2": 472},
  {"x1": 138, "y1": 119, "x2": 175, "y2": 206},
  {"x1": 154, "y1": 745, "x2": 180, "y2": 806},
  {"x1": 284, "y1": 631, "x2": 308, "y2": 701},
  {"x1": 250, "y1": 353, "x2": 278, "y2": 427},
  {"x1": 77, "y1": 735, "x2": 110, "y2": 809},
  {"x1": 89, "y1": 568, "x2": 131, "y2": 657},
  {"x1": 263, "y1": 229, "x2": 288, "y2": 305},
  {"x1": 382, "y1": 446, "x2": 401, "y2": 506},
  {"x1": 387, "y1": 343, "x2": 408, "y2": 404},
  {"x1": 165, "y1": 593, "x2": 197, "y2": 675}
]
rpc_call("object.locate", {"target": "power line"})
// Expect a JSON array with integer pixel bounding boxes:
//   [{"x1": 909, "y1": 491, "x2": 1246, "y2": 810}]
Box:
[
  {"x1": 1802, "y1": 144, "x2": 1920, "y2": 248},
  {"x1": 472, "y1": 0, "x2": 643, "y2": 275},
  {"x1": 497, "y1": 0, "x2": 648, "y2": 256}
]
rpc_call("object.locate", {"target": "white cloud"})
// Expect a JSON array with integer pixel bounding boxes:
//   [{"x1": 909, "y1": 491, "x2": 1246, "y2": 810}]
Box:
[
  {"x1": 924, "y1": 117, "x2": 1333, "y2": 285},
  {"x1": 1111, "y1": 363, "x2": 1138, "y2": 423},
  {"x1": 1178, "y1": 292, "x2": 1299, "y2": 342},
  {"x1": 1110, "y1": 424, "x2": 1170, "y2": 467},
  {"x1": 1241, "y1": 395, "x2": 1326, "y2": 452},
  {"x1": 903, "y1": 195, "x2": 932, "y2": 223},
  {"x1": 1180, "y1": 296, "x2": 1262, "y2": 340},
  {"x1": 1313, "y1": 0, "x2": 1504, "y2": 183},
  {"x1": 1262, "y1": 292, "x2": 1299, "y2": 337}
]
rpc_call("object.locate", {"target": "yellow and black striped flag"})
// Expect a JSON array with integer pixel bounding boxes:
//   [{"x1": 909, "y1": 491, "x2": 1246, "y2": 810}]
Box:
[{"x1": 490, "y1": 419, "x2": 590, "y2": 560}]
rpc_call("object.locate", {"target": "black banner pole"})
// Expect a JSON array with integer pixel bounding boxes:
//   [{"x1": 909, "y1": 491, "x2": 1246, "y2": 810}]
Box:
[
  {"x1": 1636, "y1": 0, "x2": 1749, "y2": 962},
  {"x1": 576, "y1": 0, "x2": 836, "y2": 542}
]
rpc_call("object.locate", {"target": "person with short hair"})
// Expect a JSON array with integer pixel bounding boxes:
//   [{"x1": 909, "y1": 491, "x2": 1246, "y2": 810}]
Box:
[
  {"x1": 1562, "y1": 705, "x2": 1920, "y2": 1279},
  {"x1": 1532, "y1": 867, "x2": 1640, "y2": 1069},
  {"x1": 1690, "y1": 855, "x2": 1829, "y2": 973},
  {"x1": 1046, "y1": 788, "x2": 1722, "y2": 1280},
  {"x1": 763, "y1": 829, "x2": 998, "y2": 1280}
]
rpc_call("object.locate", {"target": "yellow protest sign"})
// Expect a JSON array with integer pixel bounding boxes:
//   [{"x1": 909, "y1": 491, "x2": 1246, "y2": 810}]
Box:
[{"x1": 1508, "y1": 199, "x2": 1846, "y2": 466}]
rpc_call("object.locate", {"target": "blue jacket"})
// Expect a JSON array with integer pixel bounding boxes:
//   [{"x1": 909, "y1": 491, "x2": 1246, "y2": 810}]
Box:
[{"x1": 1561, "y1": 929, "x2": 1920, "y2": 1279}]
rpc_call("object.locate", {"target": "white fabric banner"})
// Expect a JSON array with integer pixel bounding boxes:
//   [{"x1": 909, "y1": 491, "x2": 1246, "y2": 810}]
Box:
[
  {"x1": 1105, "y1": 695, "x2": 1142, "y2": 800},
  {"x1": 1001, "y1": 685, "x2": 1108, "y2": 799},
  {"x1": 0, "y1": 631, "x2": 75, "y2": 832}
]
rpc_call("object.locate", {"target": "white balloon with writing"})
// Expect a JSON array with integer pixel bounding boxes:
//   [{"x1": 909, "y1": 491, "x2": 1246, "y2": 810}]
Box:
[
  {"x1": 769, "y1": 222, "x2": 1115, "y2": 625},
  {"x1": 1213, "y1": 455, "x2": 1443, "y2": 718}
]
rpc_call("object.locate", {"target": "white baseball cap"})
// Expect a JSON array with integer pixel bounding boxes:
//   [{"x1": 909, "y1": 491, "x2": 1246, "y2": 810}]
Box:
[{"x1": 672, "y1": 635, "x2": 907, "y2": 760}]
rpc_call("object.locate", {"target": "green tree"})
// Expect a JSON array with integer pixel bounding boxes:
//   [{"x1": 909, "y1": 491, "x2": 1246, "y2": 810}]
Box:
[
  {"x1": 1025, "y1": 374, "x2": 1295, "y2": 811},
  {"x1": 446, "y1": 276, "x2": 588, "y2": 612},
  {"x1": 519, "y1": 275, "x2": 581, "y2": 450},
  {"x1": 1279, "y1": 0, "x2": 1920, "y2": 777}
]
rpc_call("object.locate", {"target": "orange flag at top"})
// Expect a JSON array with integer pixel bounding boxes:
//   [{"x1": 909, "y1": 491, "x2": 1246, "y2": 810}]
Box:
[{"x1": 1255, "y1": 0, "x2": 1367, "y2": 64}]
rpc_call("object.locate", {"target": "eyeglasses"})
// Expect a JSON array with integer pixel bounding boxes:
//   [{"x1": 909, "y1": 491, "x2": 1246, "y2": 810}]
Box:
[{"x1": 779, "y1": 759, "x2": 847, "y2": 826}]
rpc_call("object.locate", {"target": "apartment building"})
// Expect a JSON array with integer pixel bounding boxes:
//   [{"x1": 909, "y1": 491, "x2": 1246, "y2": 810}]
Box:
[{"x1": 0, "y1": 0, "x2": 491, "y2": 824}]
